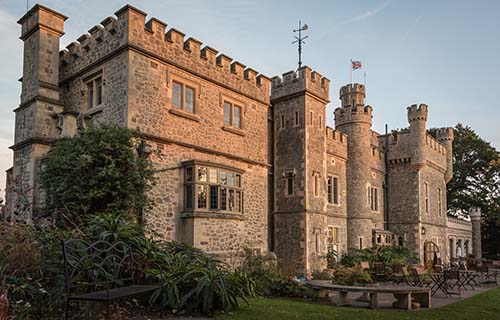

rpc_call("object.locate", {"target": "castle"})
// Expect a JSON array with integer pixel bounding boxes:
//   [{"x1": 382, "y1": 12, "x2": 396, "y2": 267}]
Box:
[{"x1": 4, "y1": 4, "x2": 480, "y2": 274}]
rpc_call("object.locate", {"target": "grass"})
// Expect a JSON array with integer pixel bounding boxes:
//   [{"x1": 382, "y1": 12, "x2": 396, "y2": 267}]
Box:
[{"x1": 216, "y1": 287, "x2": 500, "y2": 320}]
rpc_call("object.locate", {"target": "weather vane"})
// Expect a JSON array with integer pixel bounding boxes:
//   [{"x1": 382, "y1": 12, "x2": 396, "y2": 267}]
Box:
[{"x1": 292, "y1": 21, "x2": 309, "y2": 69}]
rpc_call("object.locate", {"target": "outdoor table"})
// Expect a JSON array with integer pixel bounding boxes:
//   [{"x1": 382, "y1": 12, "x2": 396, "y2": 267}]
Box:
[
  {"x1": 428, "y1": 273, "x2": 448, "y2": 296},
  {"x1": 458, "y1": 270, "x2": 477, "y2": 290}
]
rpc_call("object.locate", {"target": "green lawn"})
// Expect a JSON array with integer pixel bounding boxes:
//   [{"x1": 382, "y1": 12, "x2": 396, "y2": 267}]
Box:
[{"x1": 217, "y1": 288, "x2": 500, "y2": 320}]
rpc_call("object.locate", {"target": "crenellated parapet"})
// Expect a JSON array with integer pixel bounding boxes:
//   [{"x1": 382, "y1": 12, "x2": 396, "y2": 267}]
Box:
[
  {"x1": 339, "y1": 83, "x2": 365, "y2": 107},
  {"x1": 334, "y1": 104, "x2": 373, "y2": 127},
  {"x1": 326, "y1": 126, "x2": 348, "y2": 159},
  {"x1": 407, "y1": 104, "x2": 428, "y2": 122},
  {"x1": 58, "y1": 4, "x2": 270, "y2": 103},
  {"x1": 381, "y1": 128, "x2": 447, "y2": 170},
  {"x1": 334, "y1": 83, "x2": 372, "y2": 127},
  {"x1": 436, "y1": 127, "x2": 454, "y2": 142},
  {"x1": 270, "y1": 66, "x2": 330, "y2": 103}
]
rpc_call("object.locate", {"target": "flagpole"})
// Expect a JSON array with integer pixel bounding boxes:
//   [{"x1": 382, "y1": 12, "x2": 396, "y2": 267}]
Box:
[
  {"x1": 364, "y1": 71, "x2": 367, "y2": 105},
  {"x1": 350, "y1": 59, "x2": 353, "y2": 85}
]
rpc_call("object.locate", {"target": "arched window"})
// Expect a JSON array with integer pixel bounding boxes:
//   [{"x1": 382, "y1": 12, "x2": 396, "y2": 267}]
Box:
[{"x1": 424, "y1": 241, "x2": 440, "y2": 266}]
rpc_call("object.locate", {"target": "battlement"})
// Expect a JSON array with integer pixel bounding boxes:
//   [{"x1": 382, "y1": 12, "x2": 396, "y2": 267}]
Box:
[
  {"x1": 407, "y1": 104, "x2": 428, "y2": 122},
  {"x1": 270, "y1": 66, "x2": 330, "y2": 102},
  {"x1": 326, "y1": 126, "x2": 348, "y2": 159},
  {"x1": 436, "y1": 127, "x2": 454, "y2": 141},
  {"x1": 425, "y1": 134, "x2": 446, "y2": 155},
  {"x1": 326, "y1": 126, "x2": 348, "y2": 145},
  {"x1": 58, "y1": 4, "x2": 270, "y2": 103},
  {"x1": 334, "y1": 104, "x2": 373, "y2": 127},
  {"x1": 339, "y1": 83, "x2": 365, "y2": 97}
]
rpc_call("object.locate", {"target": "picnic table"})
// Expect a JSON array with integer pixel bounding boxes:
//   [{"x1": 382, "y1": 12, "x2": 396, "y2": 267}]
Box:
[{"x1": 306, "y1": 280, "x2": 431, "y2": 310}]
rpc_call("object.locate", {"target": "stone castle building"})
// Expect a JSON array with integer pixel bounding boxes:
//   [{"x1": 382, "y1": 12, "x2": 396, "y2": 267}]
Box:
[{"x1": 5, "y1": 4, "x2": 480, "y2": 273}]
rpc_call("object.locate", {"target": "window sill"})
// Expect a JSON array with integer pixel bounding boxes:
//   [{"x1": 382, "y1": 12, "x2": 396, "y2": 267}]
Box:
[
  {"x1": 83, "y1": 105, "x2": 104, "y2": 116},
  {"x1": 169, "y1": 108, "x2": 200, "y2": 122},
  {"x1": 181, "y1": 211, "x2": 245, "y2": 221},
  {"x1": 222, "y1": 126, "x2": 245, "y2": 137},
  {"x1": 328, "y1": 203, "x2": 341, "y2": 207}
]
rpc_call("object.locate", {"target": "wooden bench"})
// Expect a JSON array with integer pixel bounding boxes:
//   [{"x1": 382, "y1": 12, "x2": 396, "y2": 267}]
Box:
[
  {"x1": 306, "y1": 280, "x2": 431, "y2": 310},
  {"x1": 62, "y1": 239, "x2": 162, "y2": 320}
]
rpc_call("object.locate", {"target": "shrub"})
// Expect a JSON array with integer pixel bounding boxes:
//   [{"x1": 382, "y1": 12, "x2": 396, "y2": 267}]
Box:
[
  {"x1": 84, "y1": 212, "x2": 254, "y2": 315},
  {"x1": 331, "y1": 265, "x2": 372, "y2": 286},
  {"x1": 239, "y1": 249, "x2": 306, "y2": 298},
  {"x1": 0, "y1": 223, "x2": 68, "y2": 319},
  {"x1": 39, "y1": 126, "x2": 155, "y2": 227},
  {"x1": 340, "y1": 246, "x2": 418, "y2": 267}
]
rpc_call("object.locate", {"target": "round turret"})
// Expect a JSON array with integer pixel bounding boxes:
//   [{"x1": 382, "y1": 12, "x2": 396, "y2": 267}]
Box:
[
  {"x1": 437, "y1": 127, "x2": 454, "y2": 182},
  {"x1": 407, "y1": 104, "x2": 428, "y2": 171},
  {"x1": 335, "y1": 83, "x2": 374, "y2": 249},
  {"x1": 335, "y1": 83, "x2": 372, "y2": 127},
  {"x1": 469, "y1": 207, "x2": 482, "y2": 260}
]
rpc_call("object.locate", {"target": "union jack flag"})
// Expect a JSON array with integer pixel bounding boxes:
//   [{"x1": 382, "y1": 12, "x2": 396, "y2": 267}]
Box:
[{"x1": 352, "y1": 60, "x2": 362, "y2": 70}]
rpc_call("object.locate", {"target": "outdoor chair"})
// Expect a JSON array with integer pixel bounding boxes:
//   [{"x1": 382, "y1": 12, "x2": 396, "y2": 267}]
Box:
[
  {"x1": 358, "y1": 261, "x2": 370, "y2": 271},
  {"x1": 410, "y1": 268, "x2": 432, "y2": 288},
  {"x1": 443, "y1": 270, "x2": 461, "y2": 296},
  {"x1": 388, "y1": 264, "x2": 404, "y2": 284},
  {"x1": 433, "y1": 265, "x2": 444, "y2": 273},
  {"x1": 371, "y1": 262, "x2": 387, "y2": 282},
  {"x1": 476, "y1": 266, "x2": 498, "y2": 285},
  {"x1": 401, "y1": 267, "x2": 415, "y2": 286},
  {"x1": 62, "y1": 239, "x2": 162, "y2": 320}
]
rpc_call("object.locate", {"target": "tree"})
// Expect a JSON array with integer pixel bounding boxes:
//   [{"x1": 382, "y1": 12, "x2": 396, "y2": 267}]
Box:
[
  {"x1": 40, "y1": 126, "x2": 156, "y2": 227},
  {"x1": 430, "y1": 124, "x2": 500, "y2": 256}
]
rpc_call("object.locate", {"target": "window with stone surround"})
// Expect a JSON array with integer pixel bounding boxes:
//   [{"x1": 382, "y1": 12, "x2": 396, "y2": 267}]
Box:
[
  {"x1": 183, "y1": 161, "x2": 243, "y2": 214},
  {"x1": 285, "y1": 170, "x2": 295, "y2": 196},
  {"x1": 314, "y1": 229, "x2": 321, "y2": 253},
  {"x1": 223, "y1": 101, "x2": 242, "y2": 129},
  {"x1": 368, "y1": 186, "x2": 378, "y2": 211},
  {"x1": 327, "y1": 176, "x2": 339, "y2": 205},
  {"x1": 424, "y1": 182, "x2": 429, "y2": 214},
  {"x1": 437, "y1": 187, "x2": 442, "y2": 216},
  {"x1": 313, "y1": 172, "x2": 320, "y2": 197},
  {"x1": 172, "y1": 80, "x2": 195, "y2": 113},
  {"x1": 294, "y1": 111, "x2": 299, "y2": 126},
  {"x1": 280, "y1": 114, "x2": 285, "y2": 129},
  {"x1": 86, "y1": 76, "x2": 103, "y2": 110}
]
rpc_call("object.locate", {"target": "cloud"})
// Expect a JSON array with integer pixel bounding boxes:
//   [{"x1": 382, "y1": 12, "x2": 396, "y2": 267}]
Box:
[
  {"x1": 338, "y1": 0, "x2": 392, "y2": 26},
  {"x1": 401, "y1": 13, "x2": 424, "y2": 43},
  {"x1": 317, "y1": 0, "x2": 392, "y2": 41}
]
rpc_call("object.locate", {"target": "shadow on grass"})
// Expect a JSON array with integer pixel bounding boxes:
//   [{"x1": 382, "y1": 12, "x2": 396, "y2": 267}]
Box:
[{"x1": 216, "y1": 287, "x2": 500, "y2": 320}]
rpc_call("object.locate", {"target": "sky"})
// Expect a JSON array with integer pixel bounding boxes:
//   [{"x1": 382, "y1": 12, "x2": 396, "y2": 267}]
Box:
[{"x1": 0, "y1": 0, "x2": 499, "y2": 197}]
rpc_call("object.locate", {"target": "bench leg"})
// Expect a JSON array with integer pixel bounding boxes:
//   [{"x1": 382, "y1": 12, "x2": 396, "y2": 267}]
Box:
[
  {"x1": 412, "y1": 292, "x2": 431, "y2": 308},
  {"x1": 369, "y1": 293, "x2": 379, "y2": 309},
  {"x1": 307, "y1": 287, "x2": 317, "y2": 301},
  {"x1": 392, "y1": 293, "x2": 411, "y2": 310},
  {"x1": 336, "y1": 291, "x2": 349, "y2": 306},
  {"x1": 355, "y1": 292, "x2": 370, "y2": 302}
]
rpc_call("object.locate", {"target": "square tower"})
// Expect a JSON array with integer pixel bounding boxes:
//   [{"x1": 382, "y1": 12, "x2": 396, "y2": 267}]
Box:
[{"x1": 271, "y1": 66, "x2": 330, "y2": 274}]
